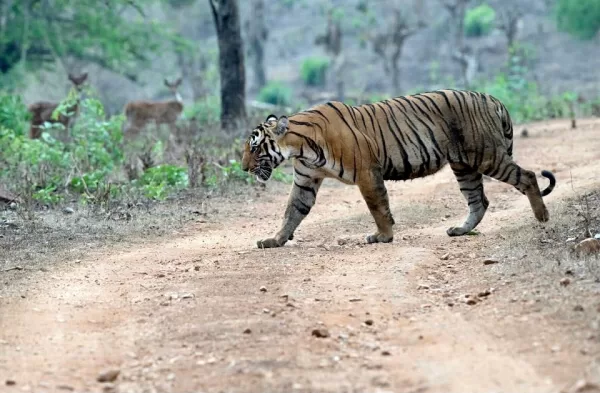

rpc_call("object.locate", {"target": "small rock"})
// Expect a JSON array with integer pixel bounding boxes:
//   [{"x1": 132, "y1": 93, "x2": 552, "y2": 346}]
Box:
[
  {"x1": 194, "y1": 266, "x2": 200, "y2": 271},
  {"x1": 243, "y1": 328, "x2": 252, "y2": 334},
  {"x1": 574, "y1": 238, "x2": 600, "y2": 256},
  {"x1": 520, "y1": 128, "x2": 529, "y2": 138},
  {"x1": 9, "y1": 202, "x2": 17, "y2": 210},
  {"x1": 574, "y1": 305, "x2": 585, "y2": 312},
  {"x1": 166, "y1": 373, "x2": 175, "y2": 381},
  {"x1": 102, "y1": 384, "x2": 116, "y2": 393},
  {"x1": 381, "y1": 350, "x2": 391, "y2": 356},
  {"x1": 57, "y1": 385, "x2": 75, "y2": 391},
  {"x1": 560, "y1": 277, "x2": 572, "y2": 287},
  {"x1": 364, "y1": 319, "x2": 374, "y2": 326},
  {"x1": 311, "y1": 328, "x2": 330, "y2": 338},
  {"x1": 465, "y1": 298, "x2": 478, "y2": 305},
  {"x1": 349, "y1": 298, "x2": 362, "y2": 302},
  {"x1": 97, "y1": 368, "x2": 120, "y2": 383},
  {"x1": 259, "y1": 286, "x2": 267, "y2": 293},
  {"x1": 337, "y1": 237, "x2": 349, "y2": 246},
  {"x1": 478, "y1": 290, "x2": 491, "y2": 298},
  {"x1": 5, "y1": 380, "x2": 16, "y2": 386},
  {"x1": 62, "y1": 207, "x2": 74, "y2": 215},
  {"x1": 483, "y1": 258, "x2": 499, "y2": 265},
  {"x1": 440, "y1": 252, "x2": 450, "y2": 260},
  {"x1": 417, "y1": 283, "x2": 430, "y2": 290},
  {"x1": 567, "y1": 380, "x2": 600, "y2": 393}
]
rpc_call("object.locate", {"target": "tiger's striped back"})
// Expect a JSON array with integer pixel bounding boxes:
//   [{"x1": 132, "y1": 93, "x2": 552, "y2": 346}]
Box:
[{"x1": 288, "y1": 90, "x2": 515, "y2": 183}]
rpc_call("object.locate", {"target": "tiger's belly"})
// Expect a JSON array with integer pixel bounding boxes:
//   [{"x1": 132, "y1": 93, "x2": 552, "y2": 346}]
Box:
[{"x1": 382, "y1": 157, "x2": 448, "y2": 181}]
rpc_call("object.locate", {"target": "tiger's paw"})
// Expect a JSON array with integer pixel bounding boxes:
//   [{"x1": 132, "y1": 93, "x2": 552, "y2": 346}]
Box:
[
  {"x1": 446, "y1": 226, "x2": 470, "y2": 237},
  {"x1": 366, "y1": 233, "x2": 393, "y2": 244},
  {"x1": 534, "y1": 207, "x2": 550, "y2": 222},
  {"x1": 257, "y1": 238, "x2": 285, "y2": 249}
]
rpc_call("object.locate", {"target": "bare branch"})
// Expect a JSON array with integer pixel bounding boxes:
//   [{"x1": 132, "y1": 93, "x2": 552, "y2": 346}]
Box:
[{"x1": 208, "y1": 0, "x2": 220, "y2": 31}]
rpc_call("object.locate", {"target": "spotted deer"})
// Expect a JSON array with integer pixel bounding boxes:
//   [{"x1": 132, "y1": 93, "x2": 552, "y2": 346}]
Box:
[
  {"x1": 122, "y1": 78, "x2": 184, "y2": 138},
  {"x1": 28, "y1": 73, "x2": 88, "y2": 139}
]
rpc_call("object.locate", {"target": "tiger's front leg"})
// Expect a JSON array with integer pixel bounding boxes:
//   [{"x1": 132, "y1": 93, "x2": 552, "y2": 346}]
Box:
[
  {"x1": 357, "y1": 170, "x2": 395, "y2": 244},
  {"x1": 257, "y1": 176, "x2": 324, "y2": 249}
]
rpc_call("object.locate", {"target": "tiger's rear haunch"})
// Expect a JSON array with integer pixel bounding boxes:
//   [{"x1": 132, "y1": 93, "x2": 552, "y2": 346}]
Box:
[{"x1": 242, "y1": 90, "x2": 556, "y2": 249}]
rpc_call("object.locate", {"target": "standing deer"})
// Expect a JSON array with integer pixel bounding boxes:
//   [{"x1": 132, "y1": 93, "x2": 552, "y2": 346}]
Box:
[
  {"x1": 122, "y1": 78, "x2": 184, "y2": 138},
  {"x1": 28, "y1": 73, "x2": 88, "y2": 139}
]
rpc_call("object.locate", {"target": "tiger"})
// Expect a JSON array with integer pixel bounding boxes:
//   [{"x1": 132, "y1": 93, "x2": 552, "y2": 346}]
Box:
[{"x1": 242, "y1": 89, "x2": 556, "y2": 249}]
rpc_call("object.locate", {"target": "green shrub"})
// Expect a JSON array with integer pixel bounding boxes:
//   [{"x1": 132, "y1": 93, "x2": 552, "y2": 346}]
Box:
[
  {"x1": 556, "y1": 0, "x2": 600, "y2": 40},
  {"x1": 300, "y1": 56, "x2": 330, "y2": 87},
  {"x1": 135, "y1": 164, "x2": 188, "y2": 200},
  {"x1": 183, "y1": 95, "x2": 221, "y2": 124},
  {"x1": 257, "y1": 81, "x2": 293, "y2": 106},
  {"x1": 464, "y1": 4, "x2": 496, "y2": 37},
  {"x1": 0, "y1": 93, "x2": 29, "y2": 137}
]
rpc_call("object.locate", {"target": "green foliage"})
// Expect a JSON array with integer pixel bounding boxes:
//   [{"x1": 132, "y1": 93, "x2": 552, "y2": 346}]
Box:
[
  {"x1": 464, "y1": 4, "x2": 496, "y2": 37},
  {"x1": 0, "y1": 88, "x2": 292, "y2": 210},
  {"x1": 0, "y1": 1, "x2": 186, "y2": 85},
  {"x1": 135, "y1": 165, "x2": 188, "y2": 200},
  {"x1": 473, "y1": 46, "x2": 586, "y2": 124},
  {"x1": 33, "y1": 186, "x2": 64, "y2": 205},
  {"x1": 300, "y1": 56, "x2": 330, "y2": 87},
  {"x1": 184, "y1": 95, "x2": 221, "y2": 124},
  {"x1": 257, "y1": 81, "x2": 293, "y2": 106},
  {"x1": 556, "y1": 0, "x2": 600, "y2": 39},
  {"x1": 0, "y1": 93, "x2": 29, "y2": 136},
  {"x1": 271, "y1": 167, "x2": 293, "y2": 184}
]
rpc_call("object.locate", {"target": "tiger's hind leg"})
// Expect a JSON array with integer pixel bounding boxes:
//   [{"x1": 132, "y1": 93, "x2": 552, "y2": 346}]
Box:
[
  {"x1": 483, "y1": 156, "x2": 549, "y2": 223},
  {"x1": 358, "y1": 170, "x2": 395, "y2": 244},
  {"x1": 447, "y1": 164, "x2": 489, "y2": 236}
]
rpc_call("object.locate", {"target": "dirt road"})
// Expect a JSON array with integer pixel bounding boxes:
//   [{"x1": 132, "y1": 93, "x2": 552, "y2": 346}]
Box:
[{"x1": 2, "y1": 119, "x2": 600, "y2": 393}]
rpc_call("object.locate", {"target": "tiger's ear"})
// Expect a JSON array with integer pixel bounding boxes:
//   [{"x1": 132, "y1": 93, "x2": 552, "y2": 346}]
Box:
[
  {"x1": 274, "y1": 116, "x2": 288, "y2": 137},
  {"x1": 265, "y1": 114, "x2": 277, "y2": 124}
]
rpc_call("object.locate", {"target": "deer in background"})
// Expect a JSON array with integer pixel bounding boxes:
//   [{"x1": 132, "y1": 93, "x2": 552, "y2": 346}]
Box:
[
  {"x1": 28, "y1": 73, "x2": 88, "y2": 139},
  {"x1": 122, "y1": 78, "x2": 184, "y2": 138}
]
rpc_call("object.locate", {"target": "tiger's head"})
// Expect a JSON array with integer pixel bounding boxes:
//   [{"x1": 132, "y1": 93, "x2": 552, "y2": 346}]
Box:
[{"x1": 242, "y1": 114, "x2": 289, "y2": 182}]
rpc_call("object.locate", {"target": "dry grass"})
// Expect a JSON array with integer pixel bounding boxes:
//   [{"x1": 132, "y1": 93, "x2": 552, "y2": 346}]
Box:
[{"x1": 0, "y1": 184, "x2": 265, "y2": 285}]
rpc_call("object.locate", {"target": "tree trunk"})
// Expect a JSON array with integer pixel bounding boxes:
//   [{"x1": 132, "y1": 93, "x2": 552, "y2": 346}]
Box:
[
  {"x1": 209, "y1": 0, "x2": 247, "y2": 132},
  {"x1": 247, "y1": 0, "x2": 267, "y2": 91}
]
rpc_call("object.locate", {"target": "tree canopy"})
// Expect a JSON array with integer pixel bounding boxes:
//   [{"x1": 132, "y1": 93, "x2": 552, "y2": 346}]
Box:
[
  {"x1": 0, "y1": 0, "x2": 185, "y2": 88},
  {"x1": 556, "y1": 0, "x2": 600, "y2": 40}
]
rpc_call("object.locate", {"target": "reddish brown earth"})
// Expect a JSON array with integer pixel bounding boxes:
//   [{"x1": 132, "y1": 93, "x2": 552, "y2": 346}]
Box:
[{"x1": 2, "y1": 119, "x2": 600, "y2": 393}]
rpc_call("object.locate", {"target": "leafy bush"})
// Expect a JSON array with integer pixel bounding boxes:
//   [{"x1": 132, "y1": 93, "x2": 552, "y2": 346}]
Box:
[
  {"x1": 257, "y1": 81, "x2": 293, "y2": 106},
  {"x1": 300, "y1": 56, "x2": 330, "y2": 87},
  {"x1": 0, "y1": 86, "x2": 293, "y2": 211},
  {"x1": 464, "y1": 4, "x2": 496, "y2": 37},
  {"x1": 135, "y1": 165, "x2": 189, "y2": 200},
  {"x1": 556, "y1": 0, "x2": 600, "y2": 40},
  {"x1": 0, "y1": 93, "x2": 29, "y2": 136},
  {"x1": 183, "y1": 95, "x2": 221, "y2": 124}
]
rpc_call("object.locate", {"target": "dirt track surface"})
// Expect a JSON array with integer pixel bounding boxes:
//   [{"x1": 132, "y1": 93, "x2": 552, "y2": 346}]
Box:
[{"x1": 2, "y1": 119, "x2": 600, "y2": 393}]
